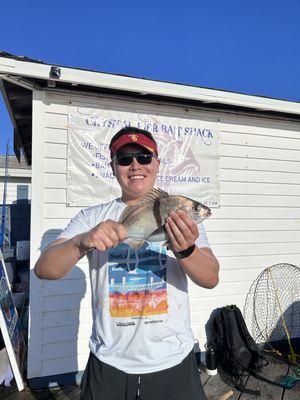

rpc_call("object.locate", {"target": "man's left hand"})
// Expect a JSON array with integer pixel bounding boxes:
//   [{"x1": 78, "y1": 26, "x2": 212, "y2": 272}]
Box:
[{"x1": 165, "y1": 210, "x2": 199, "y2": 252}]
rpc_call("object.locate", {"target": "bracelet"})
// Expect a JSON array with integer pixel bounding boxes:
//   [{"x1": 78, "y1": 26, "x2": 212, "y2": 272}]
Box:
[{"x1": 174, "y1": 244, "x2": 196, "y2": 259}]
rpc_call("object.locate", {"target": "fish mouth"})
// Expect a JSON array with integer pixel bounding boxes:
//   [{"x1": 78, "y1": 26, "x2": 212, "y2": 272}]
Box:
[
  {"x1": 197, "y1": 205, "x2": 212, "y2": 219},
  {"x1": 202, "y1": 208, "x2": 212, "y2": 218},
  {"x1": 205, "y1": 209, "x2": 212, "y2": 218}
]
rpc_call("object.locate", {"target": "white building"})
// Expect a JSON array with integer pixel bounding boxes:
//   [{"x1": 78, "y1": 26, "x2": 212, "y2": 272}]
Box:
[
  {"x1": 0, "y1": 154, "x2": 31, "y2": 246},
  {"x1": 0, "y1": 155, "x2": 31, "y2": 204},
  {"x1": 0, "y1": 51, "x2": 299, "y2": 388}
]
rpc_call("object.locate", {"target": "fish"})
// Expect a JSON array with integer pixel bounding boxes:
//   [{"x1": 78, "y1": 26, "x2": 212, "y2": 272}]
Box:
[{"x1": 119, "y1": 188, "x2": 211, "y2": 249}]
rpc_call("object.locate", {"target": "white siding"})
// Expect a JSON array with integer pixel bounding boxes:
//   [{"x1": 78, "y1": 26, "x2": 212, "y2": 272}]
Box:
[
  {"x1": 29, "y1": 91, "x2": 47, "y2": 379},
  {"x1": 29, "y1": 93, "x2": 92, "y2": 378},
  {"x1": 193, "y1": 116, "x2": 300, "y2": 344},
  {"x1": 0, "y1": 176, "x2": 31, "y2": 204},
  {"x1": 29, "y1": 90, "x2": 300, "y2": 379}
]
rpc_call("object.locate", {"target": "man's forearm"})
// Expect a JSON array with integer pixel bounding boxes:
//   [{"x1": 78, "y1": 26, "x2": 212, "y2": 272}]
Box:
[
  {"x1": 178, "y1": 247, "x2": 219, "y2": 288},
  {"x1": 34, "y1": 220, "x2": 127, "y2": 280},
  {"x1": 34, "y1": 235, "x2": 87, "y2": 280}
]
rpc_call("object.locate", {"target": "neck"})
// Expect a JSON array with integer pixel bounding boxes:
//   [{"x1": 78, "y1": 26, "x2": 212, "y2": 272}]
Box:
[{"x1": 121, "y1": 196, "x2": 142, "y2": 205}]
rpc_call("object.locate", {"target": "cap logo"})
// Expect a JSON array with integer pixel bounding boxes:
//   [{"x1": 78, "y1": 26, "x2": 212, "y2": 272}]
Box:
[{"x1": 129, "y1": 134, "x2": 138, "y2": 142}]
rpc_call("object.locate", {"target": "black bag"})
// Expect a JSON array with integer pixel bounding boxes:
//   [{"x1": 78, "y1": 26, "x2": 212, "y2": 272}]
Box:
[{"x1": 210, "y1": 305, "x2": 285, "y2": 396}]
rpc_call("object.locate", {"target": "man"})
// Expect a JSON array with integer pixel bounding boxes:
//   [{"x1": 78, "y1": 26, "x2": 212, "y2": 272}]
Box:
[{"x1": 35, "y1": 127, "x2": 219, "y2": 400}]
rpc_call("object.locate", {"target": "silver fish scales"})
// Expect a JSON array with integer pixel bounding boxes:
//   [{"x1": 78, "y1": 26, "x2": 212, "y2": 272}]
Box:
[{"x1": 119, "y1": 188, "x2": 211, "y2": 249}]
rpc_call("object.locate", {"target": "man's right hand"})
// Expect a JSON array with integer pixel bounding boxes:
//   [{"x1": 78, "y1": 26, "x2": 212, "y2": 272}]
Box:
[
  {"x1": 34, "y1": 220, "x2": 127, "y2": 280},
  {"x1": 78, "y1": 220, "x2": 127, "y2": 253}
]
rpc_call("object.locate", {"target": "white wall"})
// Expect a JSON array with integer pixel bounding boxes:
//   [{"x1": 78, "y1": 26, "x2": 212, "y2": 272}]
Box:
[
  {"x1": 28, "y1": 90, "x2": 300, "y2": 379},
  {"x1": 0, "y1": 168, "x2": 31, "y2": 204},
  {"x1": 192, "y1": 115, "x2": 300, "y2": 343}
]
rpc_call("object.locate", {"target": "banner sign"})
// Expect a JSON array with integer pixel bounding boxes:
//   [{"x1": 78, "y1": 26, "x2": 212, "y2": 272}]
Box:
[
  {"x1": 0, "y1": 250, "x2": 25, "y2": 391},
  {"x1": 67, "y1": 106, "x2": 220, "y2": 207}
]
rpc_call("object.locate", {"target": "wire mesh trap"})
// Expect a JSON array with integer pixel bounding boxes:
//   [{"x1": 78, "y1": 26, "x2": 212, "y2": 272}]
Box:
[{"x1": 244, "y1": 263, "x2": 300, "y2": 364}]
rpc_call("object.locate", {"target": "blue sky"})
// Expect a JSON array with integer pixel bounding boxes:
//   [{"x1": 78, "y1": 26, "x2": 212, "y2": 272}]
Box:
[{"x1": 1, "y1": 0, "x2": 300, "y2": 155}]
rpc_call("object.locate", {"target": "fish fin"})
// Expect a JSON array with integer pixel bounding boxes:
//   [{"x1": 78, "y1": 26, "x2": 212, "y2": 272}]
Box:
[
  {"x1": 147, "y1": 226, "x2": 168, "y2": 242},
  {"x1": 138, "y1": 187, "x2": 169, "y2": 206},
  {"x1": 123, "y1": 238, "x2": 145, "y2": 250}
]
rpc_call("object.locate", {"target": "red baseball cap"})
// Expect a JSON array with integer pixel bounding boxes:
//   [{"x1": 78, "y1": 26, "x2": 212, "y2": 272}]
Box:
[{"x1": 110, "y1": 132, "x2": 158, "y2": 156}]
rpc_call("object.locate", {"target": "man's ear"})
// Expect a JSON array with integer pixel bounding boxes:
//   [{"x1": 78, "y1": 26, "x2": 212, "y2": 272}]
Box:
[
  {"x1": 110, "y1": 161, "x2": 115, "y2": 176},
  {"x1": 156, "y1": 158, "x2": 161, "y2": 172}
]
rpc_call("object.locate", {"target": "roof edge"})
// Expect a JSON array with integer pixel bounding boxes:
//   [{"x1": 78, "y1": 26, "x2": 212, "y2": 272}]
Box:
[{"x1": 1, "y1": 54, "x2": 300, "y2": 117}]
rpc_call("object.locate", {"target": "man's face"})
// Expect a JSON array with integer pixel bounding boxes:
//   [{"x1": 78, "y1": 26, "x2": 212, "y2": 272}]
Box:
[{"x1": 111, "y1": 144, "x2": 160, "y2": 204}]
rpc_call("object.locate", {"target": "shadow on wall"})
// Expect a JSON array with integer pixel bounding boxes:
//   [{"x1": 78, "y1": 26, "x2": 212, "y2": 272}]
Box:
[{"x1": 29, "y1": 229, "x2": 88, "y2": 390}]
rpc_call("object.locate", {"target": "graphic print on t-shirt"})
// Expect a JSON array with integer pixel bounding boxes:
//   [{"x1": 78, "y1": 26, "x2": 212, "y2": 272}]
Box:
[{"x1": 108, "y1": 242, "x2": 167, "y2": 318}]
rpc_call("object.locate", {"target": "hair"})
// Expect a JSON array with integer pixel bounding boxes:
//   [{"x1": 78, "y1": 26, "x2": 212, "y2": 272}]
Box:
[{"x1": 109, "y1": 126, "x2": 157, "y2": 149}]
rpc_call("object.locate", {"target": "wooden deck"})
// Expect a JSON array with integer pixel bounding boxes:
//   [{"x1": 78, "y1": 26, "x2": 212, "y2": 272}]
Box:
[
  {"x1": 1, "y1": 355, "x2": 299, "y2": 400},
  {"x1": 201, "y1": 355, "x2": 300, "y2": 400}
]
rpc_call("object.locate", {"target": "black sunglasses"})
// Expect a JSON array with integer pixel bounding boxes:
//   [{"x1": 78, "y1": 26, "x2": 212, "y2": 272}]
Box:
[{"x1": 113, "y1": 153, "x2": 157, "y2": 166}]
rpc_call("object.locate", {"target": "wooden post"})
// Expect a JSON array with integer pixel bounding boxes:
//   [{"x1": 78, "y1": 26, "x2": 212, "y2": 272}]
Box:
[{"x1": 218, "y1": 390, "x2": 234, "y2": 400}]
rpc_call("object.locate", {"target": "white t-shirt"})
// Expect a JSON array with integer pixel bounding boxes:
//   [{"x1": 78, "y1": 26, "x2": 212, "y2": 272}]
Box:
[{"x1": 58, "y1": 198, "x2": 210, "y2": 374}]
